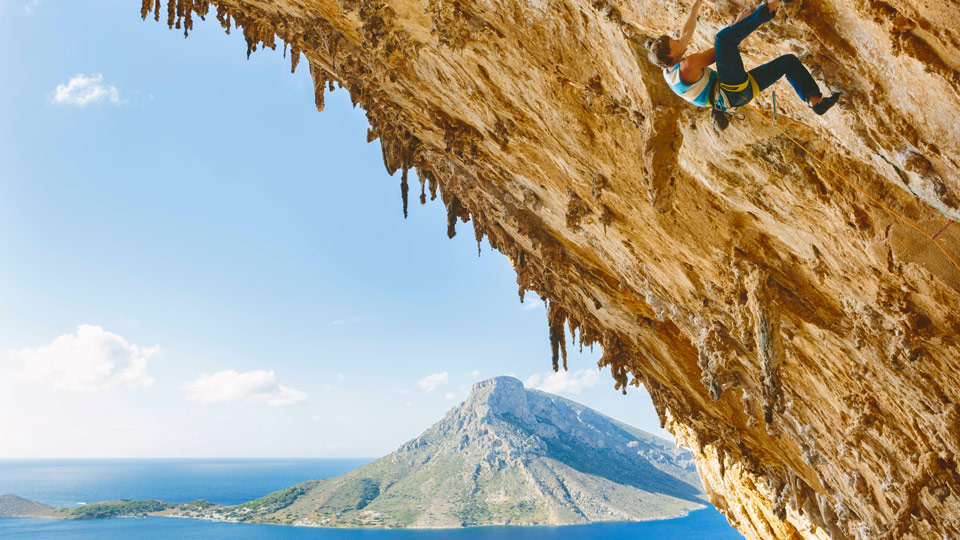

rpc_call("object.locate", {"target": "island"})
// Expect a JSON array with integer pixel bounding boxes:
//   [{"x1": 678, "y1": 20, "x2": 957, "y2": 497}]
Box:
[{"x1": 2, "y1": 376, "x2": 707, "y2": 528}]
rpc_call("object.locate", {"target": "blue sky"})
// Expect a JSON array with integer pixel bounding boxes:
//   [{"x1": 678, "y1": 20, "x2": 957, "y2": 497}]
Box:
[{"x1": 0, "y1": 0, "x2": 670, "y2": 457}]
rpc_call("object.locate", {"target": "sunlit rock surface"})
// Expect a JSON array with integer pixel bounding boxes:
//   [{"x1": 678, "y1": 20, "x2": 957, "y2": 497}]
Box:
[{"x1": 139, "y1": 0, "x2": 960, "y2": 538}]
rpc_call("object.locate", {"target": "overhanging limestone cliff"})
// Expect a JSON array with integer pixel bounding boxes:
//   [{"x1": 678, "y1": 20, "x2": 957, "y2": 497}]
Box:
[{"x1": 139, "y1": 0, "x2": 960, "y2": 538}]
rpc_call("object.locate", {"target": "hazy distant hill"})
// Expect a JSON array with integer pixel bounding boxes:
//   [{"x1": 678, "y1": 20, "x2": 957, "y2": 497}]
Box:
[
  {"x1": 2, "y1": 376, "x2": 707, "y2": 528},
  {"x1": 0, "y1": 494, "x2": 63, "y2": 518},
  {"x1": 234, "y1": 376, "x2": 705, "y2": 527}
]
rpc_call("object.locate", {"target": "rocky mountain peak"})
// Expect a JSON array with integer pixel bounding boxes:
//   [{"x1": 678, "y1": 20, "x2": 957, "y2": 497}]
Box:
[
  {"x1": 463, "y1": 376, "x2": 534, "y2": 423},
  {"x1": 236, "y1": 375, "x2": 706, "y2": 527}
]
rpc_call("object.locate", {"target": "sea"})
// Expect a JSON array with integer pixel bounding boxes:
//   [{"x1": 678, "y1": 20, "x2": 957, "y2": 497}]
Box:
[{"x1": 0, "y1": 459, "x2": 745, "y2": 539}]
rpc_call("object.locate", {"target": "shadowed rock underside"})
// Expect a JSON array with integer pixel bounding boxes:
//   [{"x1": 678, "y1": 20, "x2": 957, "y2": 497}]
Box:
[{"x1": 138, "y1": 0, "x2": 960, "y2": 538}]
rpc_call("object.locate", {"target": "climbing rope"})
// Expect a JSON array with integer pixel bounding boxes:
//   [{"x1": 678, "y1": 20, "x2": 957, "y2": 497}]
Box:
[{"x1": 744, "y1": 103, "x2": 960, "y2": 276}]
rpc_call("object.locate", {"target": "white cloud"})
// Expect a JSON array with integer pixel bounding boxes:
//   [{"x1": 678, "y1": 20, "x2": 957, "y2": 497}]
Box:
[
  {"x1": 526, "y1": 368, "x2": 601, "y2": 395},
  {"x1": 53, "y1": 74, "x2": 124, "y2": 106},
  {"x1": 23, "y1": 0, "x2": 43, "y2": 13},
  {"x1": 444, "y1": 393, "x2": 456, "y2": 400},
  {"x1": 8, "y1": 324, "x2": 156, "y2": 391},
  {"x1": 522, "y1": 298, "x2": 543, "y2": 311},
  {"x1": 417, "y1": 371, "x2": 448, "y2": 392},
  {"x1": 470, "y1": 370, "x2": 480, "y2": 378},
  {"x1": 183, "y1": 370, "x2": 306, "y2": 407}
]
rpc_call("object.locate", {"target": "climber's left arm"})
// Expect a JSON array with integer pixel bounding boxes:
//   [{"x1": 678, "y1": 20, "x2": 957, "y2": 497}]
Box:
[{"x1": 676, "y1": 0, "x2": 704, "y2": 52}]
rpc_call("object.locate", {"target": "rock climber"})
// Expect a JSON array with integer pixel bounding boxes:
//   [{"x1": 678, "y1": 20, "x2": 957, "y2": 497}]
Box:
[{"x1": 647, "y1": 0, "x2": 841, "y2": 130}]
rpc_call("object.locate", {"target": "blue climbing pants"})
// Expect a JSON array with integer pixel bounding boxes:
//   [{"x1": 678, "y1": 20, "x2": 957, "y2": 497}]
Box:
[{"x1": 714, "y1": 3, "x2": 822, "y2": 108}]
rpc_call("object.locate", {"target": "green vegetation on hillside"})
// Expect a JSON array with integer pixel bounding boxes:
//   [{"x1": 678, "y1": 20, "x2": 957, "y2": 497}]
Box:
[
  {"x1": 240, "y1": 485, "x2": 306, "y2": 514},
  {"x1": 70, "y1": 500, "x2": 172, "y2": 519},
  {"x1": 317, "y1": 477, "x2": 381, "y2": 513}
]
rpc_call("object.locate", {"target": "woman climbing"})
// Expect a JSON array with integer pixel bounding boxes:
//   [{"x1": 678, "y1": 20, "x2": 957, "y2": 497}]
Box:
[{"x1": 647, "y1": 0, "x2": 841, "y2": 130}]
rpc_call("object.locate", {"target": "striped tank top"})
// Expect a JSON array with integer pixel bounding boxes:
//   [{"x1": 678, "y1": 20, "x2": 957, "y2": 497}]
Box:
[{"x1": 663, "y1": 61, "x2": 717, "y2": 107}]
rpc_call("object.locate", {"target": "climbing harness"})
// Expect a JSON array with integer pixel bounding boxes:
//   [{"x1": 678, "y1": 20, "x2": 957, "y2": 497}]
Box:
[
  {"x1": 712, "y1": 74, "x2": 760, "y2": 111},
  {"x1": 745, "y1": 103, "x2": 960, "y2": 275},
  {"x1": 709, "y1": 76, "x2": 759, "y2": 127}
]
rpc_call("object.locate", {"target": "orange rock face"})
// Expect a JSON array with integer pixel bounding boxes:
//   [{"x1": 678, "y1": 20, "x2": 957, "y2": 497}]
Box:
[{"x1": 139, "y1": 0, "x2": 960, "y2": 537}]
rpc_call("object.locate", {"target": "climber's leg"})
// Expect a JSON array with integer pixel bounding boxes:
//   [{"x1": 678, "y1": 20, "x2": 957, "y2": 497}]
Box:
[
  {"x1": 715, "y1": 2, "x2": 777, "y2": 86},
  {"x1": 749, "y1": 54, "x2": 822, "y2": 103}
]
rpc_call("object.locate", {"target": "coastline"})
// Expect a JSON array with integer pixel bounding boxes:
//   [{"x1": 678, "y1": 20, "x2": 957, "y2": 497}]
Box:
[
  {"x1": 1, "y1": 501, "x2": 705, "y2": 530},
  {"x1": 1, "y1": 504, "x2": 709, "y2": 530},
  {"x1": 168, "y1": 503, "x2": 706, "y2": 529}
]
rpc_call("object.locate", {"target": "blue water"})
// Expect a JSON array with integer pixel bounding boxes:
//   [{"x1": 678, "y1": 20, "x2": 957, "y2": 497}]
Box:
[
  {"x1": 0, "y1": 459, "x2": 369, "y2": 507},
  {"x1": 0, "y1": 460, "x2": 744, "y2": 539}
]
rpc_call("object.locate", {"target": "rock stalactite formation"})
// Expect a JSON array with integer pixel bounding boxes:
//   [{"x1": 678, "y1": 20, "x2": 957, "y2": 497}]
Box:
[{"x1": 139, "y1": 0, "x2": 959, "y2": 538}]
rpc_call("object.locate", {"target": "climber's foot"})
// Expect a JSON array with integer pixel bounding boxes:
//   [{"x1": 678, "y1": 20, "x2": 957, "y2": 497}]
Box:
[{"x1": 811, "y1": 92, "x2": 841, "y2": 115}]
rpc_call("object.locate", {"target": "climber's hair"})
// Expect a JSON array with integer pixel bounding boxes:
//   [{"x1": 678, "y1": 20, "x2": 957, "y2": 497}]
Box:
[{"x1": 647, "y1": 36, "x2": 676, "y2": 69}]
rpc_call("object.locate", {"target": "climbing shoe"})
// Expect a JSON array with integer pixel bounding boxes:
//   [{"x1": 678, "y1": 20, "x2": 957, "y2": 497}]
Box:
[
  {"x1": 812, "y1": 92, "x2": 841, "y2": 115},
  {"x1": 711, "y1": 107, "x2": 729, "y2": 131}
]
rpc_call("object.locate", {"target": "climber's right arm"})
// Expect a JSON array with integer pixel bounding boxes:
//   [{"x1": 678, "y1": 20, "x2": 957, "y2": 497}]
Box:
[
  {"x1": 676, "y1": 0, "x2": 703, "y2": 51},
  {"x1": 679, "y1": 47, "x2": 716, "y2": 82}
]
